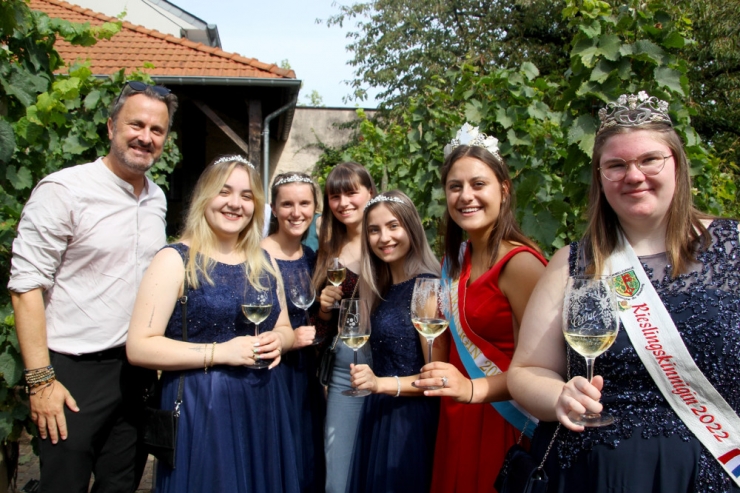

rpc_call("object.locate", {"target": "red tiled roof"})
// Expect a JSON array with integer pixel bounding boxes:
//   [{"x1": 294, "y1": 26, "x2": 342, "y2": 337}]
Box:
[{"x1": 29, "y1": 0, "x2": 296, "y2": 79}]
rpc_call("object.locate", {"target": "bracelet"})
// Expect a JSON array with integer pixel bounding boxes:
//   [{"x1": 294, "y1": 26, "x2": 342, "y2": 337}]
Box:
[
  {"x1": 320, "y1": 306, "x2": 332, "y2": 314},
  {"x1": 467, "y1": 378, "x2": 475, "y2": 404},
  {"x1": 29, "y1": 379, "x2": 55, "y2": 396},
  {"x1": 209, "y1": 342, "x2": 216, "y2": 369},
  {"x1": 394, "y1": 376, "x2": 401, "y2": 397},
  {"x1": 24, "y1": 365, "x2": 56, "y2": 388},
  {"x1": 203, "y1": 343, "x2": 209, "y2": 374}
]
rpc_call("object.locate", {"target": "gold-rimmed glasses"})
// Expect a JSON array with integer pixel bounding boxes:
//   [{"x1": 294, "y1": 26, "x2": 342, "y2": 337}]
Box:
[{"x1": 599, "y1": 152, "x2": 672, "y2": 182}]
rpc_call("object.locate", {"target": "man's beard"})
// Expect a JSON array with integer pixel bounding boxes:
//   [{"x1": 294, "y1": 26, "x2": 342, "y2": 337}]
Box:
[{"x1": 109, "y1": 137, "x2": 159, "y2": 173}]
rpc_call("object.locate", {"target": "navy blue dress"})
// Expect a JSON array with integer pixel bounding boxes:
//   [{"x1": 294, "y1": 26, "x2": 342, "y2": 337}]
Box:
[
  {"x1": 155, "y1": 244, "x2": 300, "y2": 493},
  {"x1": 275, "y1": 247, "x2": 326, "y2": 493},
  {"x1": 532, "y1": 220, "x2": 740, "y2": 493},
  {"x1": 347, "y1": 275, "x2": 440, "y2": 493}
]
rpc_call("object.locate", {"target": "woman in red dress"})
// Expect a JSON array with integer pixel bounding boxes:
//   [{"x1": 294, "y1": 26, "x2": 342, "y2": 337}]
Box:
[{"x1": 416, "y1": 124, "x2": 547, "y2": 492}]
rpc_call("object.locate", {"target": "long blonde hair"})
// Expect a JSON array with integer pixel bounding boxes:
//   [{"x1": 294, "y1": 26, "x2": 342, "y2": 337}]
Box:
[
  {"x1": 179, "y1": 156, "x2": 274, "y2": 289},
  {"x1": 359, "y1": 190, "x2": 441, "y2": 312},
  {"x1": 583, "y1": 124, "x2": 712, "y2": 277}
]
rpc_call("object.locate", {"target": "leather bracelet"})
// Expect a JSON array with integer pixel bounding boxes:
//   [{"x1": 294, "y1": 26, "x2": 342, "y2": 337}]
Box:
[
  {"x1": 467, "y1": 378, "x2": 475, "y2": 404},
  {"x1": 394, "y1": 376, "x2": 401, "y2": 397}
]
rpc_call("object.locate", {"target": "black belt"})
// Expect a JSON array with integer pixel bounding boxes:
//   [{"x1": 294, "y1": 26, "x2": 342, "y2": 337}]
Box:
[{"x1": 63, "y1": 346, "x2": 126, "y2": 361}]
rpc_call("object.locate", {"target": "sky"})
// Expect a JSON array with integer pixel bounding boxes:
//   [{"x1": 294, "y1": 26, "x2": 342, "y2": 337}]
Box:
[{"x1": 170, "y1": 0, "x2": 378, "y2": 108}]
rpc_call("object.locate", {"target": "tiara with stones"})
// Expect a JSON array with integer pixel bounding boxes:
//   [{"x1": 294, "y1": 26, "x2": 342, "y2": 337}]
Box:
[
  {"x1": 597, "y1": 91, "x2": 672, "y2": 134},
  {"x1": 443, "y1": 123, "x2": 501, "y2": 159},
  {"x1": 273, "y1": 174, "x2": 314, "y2": 187},
  {"x1": 213, "y1": 155, "x2": 256, "y2": 170},
  {"x1": 364, "y1": 194, "x2": 407, "y2": 211}
]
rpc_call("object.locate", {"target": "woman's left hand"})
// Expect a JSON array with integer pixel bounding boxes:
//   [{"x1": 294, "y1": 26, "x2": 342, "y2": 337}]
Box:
[
  {"x1": 416, "y1": 361, "x2": 472, "y2": 402},
  {"x1": 350, "y1": 363, "x2": 378, "y2": 393},
  {"x1": 292, "y1": 326, "x2": 316, "y2": 349},
  {"x1": 254, "y1": 331, "x2": 284, "y2": 369}
]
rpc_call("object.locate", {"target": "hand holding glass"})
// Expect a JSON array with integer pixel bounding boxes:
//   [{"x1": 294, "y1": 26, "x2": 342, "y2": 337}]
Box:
[
  {"x1": 562, "y1": 275, "x2": 619, "y2": 427},
  {"x1": 327, "y1": 257, "x2": 346, "y2": 309},
  {"x1": 411, "y1": 278, "x2": 451, "y2": 390},
  {"x1": 242, "y1": 284, "x2": 273, "y2": 369},
  {"x1": 339, "y1": 299, "x2": 372, "y2": 397},
  {"x1": 288, "y1": 268, "x2": 323, "y2": 345}
]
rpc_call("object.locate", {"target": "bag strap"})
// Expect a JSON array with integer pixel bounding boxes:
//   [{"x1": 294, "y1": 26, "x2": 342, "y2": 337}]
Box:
[{"x1": 174, "y1": 269, "x2": 189, "y2": 416}]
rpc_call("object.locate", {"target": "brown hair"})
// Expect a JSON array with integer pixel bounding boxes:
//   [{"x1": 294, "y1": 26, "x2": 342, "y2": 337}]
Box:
[
  {"x1": 583, "y1": 123, "x2": 712, "y2": 277},
  {"x1": 267, "y1": 172, "x2": 319, "y2": 238},
  {"x1": 312, "y1": 162, "x2": 377, "y2": 291},
  {"x1": 441, "y1": 145, "x2": 538, "y2": 279},
  {"x1": 359, "y1": 190, "x2": 441, "y2": 312}
]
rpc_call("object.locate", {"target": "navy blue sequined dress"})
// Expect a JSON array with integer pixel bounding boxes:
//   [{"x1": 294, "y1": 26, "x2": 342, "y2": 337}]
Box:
[
  {"x1": 156, "y1": 244, "x2": 300, "y2": 493},
  {"x1": 275, "y1": 248, "x2": 326, "y2": 493},
  {"x1": 533, "y1": 220, "x2": 740, "y2": 493},
  {"x1": 347, "y1": 275, "x2": 440, "y2": 493}
]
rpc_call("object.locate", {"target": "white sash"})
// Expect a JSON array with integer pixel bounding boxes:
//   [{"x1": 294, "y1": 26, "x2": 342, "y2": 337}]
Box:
[{"x1": 606, "y1": 238, "x2": 740, "y2": 486}]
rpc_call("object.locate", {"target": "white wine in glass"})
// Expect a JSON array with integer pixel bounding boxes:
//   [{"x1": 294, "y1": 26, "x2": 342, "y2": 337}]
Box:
[
  {"x1": 242, "y1": 282, "x2": 273, "y2": 369},
  {"x1": 562, "y1": 274, "x2": 619, "y2": 427},
  {"x1": 327, "y1": 257, "x2": 346, "y2": 309},
  {"x1": 411, "y1": 278, "x2": 451, "y2": 390},
  {"x1": 339, "y1": 298, "x2": 372, "y2": 397}
]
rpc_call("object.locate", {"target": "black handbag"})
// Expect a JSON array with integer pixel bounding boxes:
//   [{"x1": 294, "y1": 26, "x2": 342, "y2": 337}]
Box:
[
  {"x1": 317, "y1": 335, "x2": 339, "y2": 387},
  {"x1": 142, "y1": 275, "x2": 189, "y2": 469},
  {"x1": 494, "y1": 440, "x2": 551, "y2": 493}
]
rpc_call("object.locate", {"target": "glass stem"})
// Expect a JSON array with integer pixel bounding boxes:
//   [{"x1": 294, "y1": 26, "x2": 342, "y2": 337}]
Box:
[
  {"x1": 255, "y1": 323, "x2": 259, "y2": 337},
  {"x1": 304, "y1": 309, "x2": 309, "y2": 326},
  {"x1": 427, "y1": 337, "x2": 434, "y2": 364},
  {"x1": 585, "y1": 356, "x2": 596, "y2": 382}
]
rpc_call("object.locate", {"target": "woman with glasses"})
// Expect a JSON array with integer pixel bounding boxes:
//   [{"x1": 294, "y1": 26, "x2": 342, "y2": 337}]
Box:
[{"x1": 508, "y1": 93, "x2": 740, "y2": 492}]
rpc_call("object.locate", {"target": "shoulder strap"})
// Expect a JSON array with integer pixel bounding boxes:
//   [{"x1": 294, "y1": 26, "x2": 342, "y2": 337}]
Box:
[{"x1": 175, "y1": 263, "x2": 189, "y2": 414}]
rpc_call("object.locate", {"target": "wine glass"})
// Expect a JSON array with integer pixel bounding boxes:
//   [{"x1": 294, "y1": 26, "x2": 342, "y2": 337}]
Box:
[
  {"x1": 242, "y1": 282, "x2": 273, "y2": 369},
  {"x1": 339, "y1": 298, "x2": 371, "y2": 397},
  {"x1": 327, "y1": 257, "x2": 346, "y2": 309},
  {"x1": 562, "y1": 274, "x2": 619, "y2": 427},
  {"x1": 288, "y1": 268, "x2": 323, "y2": 345},
  {"x1": 410, "y1": 278, "x2": 451, "y2": 390}
]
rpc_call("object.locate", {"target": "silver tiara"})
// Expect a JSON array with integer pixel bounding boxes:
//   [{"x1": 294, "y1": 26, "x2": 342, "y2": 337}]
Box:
[
  {"x1": 274, "y1": 174, "x2": 314, "y2": 187},
  {"x1": 364, "y1": 194, "x2": 407, "y2": 211},
  {"x1": 443, "y1": 123, "x2": 501, "y2": 159},
  {"x1": 597, "y1": 91, "x2": 672, "y2": 134},
  {"x1": 214, "y1": 155, "x2": 256, "y2": 170}
]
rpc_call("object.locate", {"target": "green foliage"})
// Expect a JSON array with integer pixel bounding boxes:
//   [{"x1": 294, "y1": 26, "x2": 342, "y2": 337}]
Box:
[
  {"x1": 0, "y1": 0, "x2": 181, "y2": 444},
  {"x1": 317, "y1": 0, "x2": 736, "y2": 256}
]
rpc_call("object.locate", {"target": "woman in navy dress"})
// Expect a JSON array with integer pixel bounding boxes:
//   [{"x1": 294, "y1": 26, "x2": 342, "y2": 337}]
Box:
[
  {"x1": 509, "y1": 93, "x2": 740, "y2": 492},
  {"x1": 262, "y1": 172, "x2": 325, "y2": 492},
  {"x1": 347, "y1": 190, "x2": 442, "y2": 493},
  {"x1": 127, "y1": 155, "x2": 299, "y2": 493},
  {"x1": 312, "y1": 162, "x2": 377, "y2": 493}
]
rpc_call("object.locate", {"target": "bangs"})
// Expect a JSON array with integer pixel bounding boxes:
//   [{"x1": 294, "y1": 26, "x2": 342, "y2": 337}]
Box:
[{"x1": 326, "y1": 167, "x2": 363, "y2": 196}]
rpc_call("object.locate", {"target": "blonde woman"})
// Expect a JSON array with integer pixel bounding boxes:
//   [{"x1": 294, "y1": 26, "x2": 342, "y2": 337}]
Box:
[{"x1": 127, "y1": 155, "x2": 298, "y2": 493}]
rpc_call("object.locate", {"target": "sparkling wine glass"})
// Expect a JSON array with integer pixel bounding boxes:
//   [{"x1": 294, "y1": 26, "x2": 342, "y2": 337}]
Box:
[
  {"x1": 411, "y1": 278, "x2": 451, "y2": 390},
  {"x1": 242, "y1": 281, "x2": 273, "y2": 369},
  {"x1": 562, "y1": 274, "x2": 619, "y2": 427},
  {"x1": 288, "y1": 268, "x2": 323, "y2": 345},
  {"x1": 339, "y1": 298, "x2": 371, "y2": 397},
  {"x1": 327, "y1": 257, "x2": 346, "y2": 309}
]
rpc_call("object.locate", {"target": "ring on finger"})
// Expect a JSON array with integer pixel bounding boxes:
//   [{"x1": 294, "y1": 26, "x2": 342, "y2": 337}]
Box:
[{"x1": 441, "y1": 376, "x2": 449, "y2": 388}]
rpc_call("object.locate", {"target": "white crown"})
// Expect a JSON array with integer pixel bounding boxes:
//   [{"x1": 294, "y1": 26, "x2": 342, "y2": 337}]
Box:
[
  {"x1": 597, "y1": 91, "x2": 672, "y2": 134},
  {"x1": 443, "y1": 123, "x2": 501, "y2": 159},
  {"x1": 214, "y1": 155, "x2": 256, "y2": 170},
  {"x1": 274, "y1": 174, "x2": 314, "y2": 187},
  {"x1": 364, "y1": 194, "x2": 407, "y2": 211}
]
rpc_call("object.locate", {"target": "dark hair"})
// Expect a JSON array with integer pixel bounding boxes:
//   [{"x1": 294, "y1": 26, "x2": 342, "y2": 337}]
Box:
[
  {"x1": 267, "y1": 172, "x2": 320, "y2": 237},
  {"x1": 583, "y1": 123, "x2": 712, "y2": 277},
  {"x1": 441, "y1": 145, "x2": 539, "y2": 280},
  {"x1": 109, "y1": 83, "x2": 178, "y2": 132},
  {"x1": 312, "y1": 162, "x2": 377, "y2": 291}
]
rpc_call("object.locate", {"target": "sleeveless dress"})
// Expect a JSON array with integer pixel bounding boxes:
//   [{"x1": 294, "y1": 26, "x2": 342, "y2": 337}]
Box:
[
  {"x1": 432, "y1": 244, "x2": 547, "y2": 493},
  {"x1": 274, "y1": 247, "x2": 326, "y2": 492},
  {"x1": 316, "y1": 269, "x2": 372, "y2": 493},
  {"x1": 347, "y1": 275, "x2": 440, "y2": 493},
  {"x1": 532, "y1": 219, "x2": 740, "y2": 493},
  {"x1": 155, "y1": 244, "x2": 300, "y2": 493}
]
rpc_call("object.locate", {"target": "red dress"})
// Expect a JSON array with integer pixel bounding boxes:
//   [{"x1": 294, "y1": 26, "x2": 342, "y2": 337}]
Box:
[{"x1": 431, "y1": 244, "x2": 547, "y2": 493}]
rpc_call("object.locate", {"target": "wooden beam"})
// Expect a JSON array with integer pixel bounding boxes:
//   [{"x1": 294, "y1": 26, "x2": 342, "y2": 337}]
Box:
[
  {"x1": 248, "y1": 100, "x2": 262, "y2": 167},
  {"x1": 192, "y1": 100, "x2": 250, "y2": 155}
]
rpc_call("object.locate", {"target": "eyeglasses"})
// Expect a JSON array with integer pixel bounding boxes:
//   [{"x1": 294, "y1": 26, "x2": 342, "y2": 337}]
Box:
[
  {"x1": 114, "y1": 81, "x2": 171, "y2": 105},
  {"x1": 599, "y1": 153, "x2": 672, "y2": 182}
]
